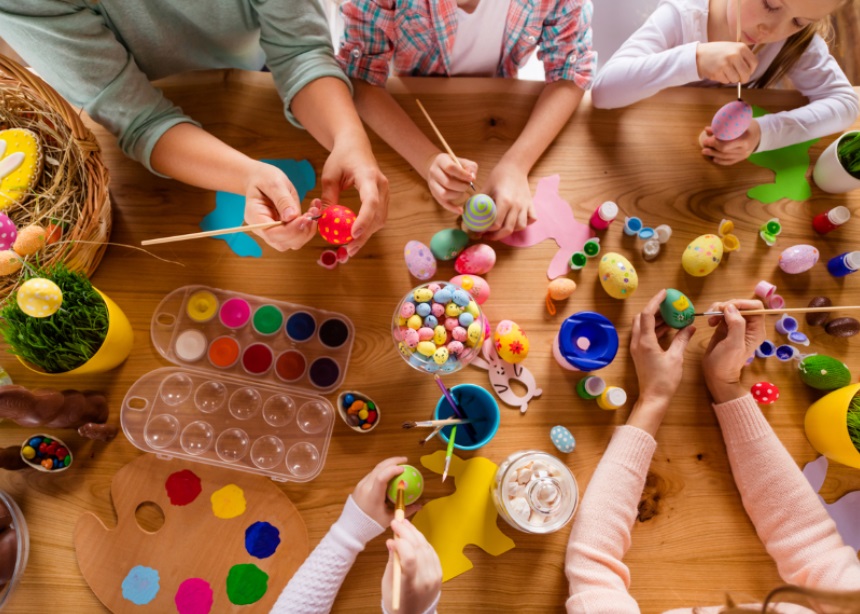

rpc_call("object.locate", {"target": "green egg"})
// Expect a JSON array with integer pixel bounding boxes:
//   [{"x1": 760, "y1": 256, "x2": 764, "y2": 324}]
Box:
[
  {"x1": 430, "y1": 228, "x2": 469, "y2": 261},
  {"x1": 659, "y1": 288, "x2": 695, "y2": 329},
  {"x1": 386, "y1": 464, "x2": 424, "y2": 505},
  {"x1": 798, "y1": 355, "x2": 852, "y2": 390}
]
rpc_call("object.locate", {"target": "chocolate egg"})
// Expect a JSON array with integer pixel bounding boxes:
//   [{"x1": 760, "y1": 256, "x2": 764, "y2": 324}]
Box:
[
  {"x1": 455, "y1": 243, "x2": 496, "y2": 275},
  {"x1": 463, "y1": 194, "x2": 497, "y2": 232},
  {"x1": 778, "y1": 245, "x2": 819, "y2": 274},
  {"x1": 449, "y1": 274, "x2": 490, "y2": 304},
  {"x1": 317, "y1": 204, "x2": 356, "y2": 245},
  {"x1": 598, "y1": 252, "x2": 638, "y2": 299},
  {"x1": 404, "y1": 240, "x2": 436, "y2": 280},
  {"x1": 386, "y1": 464, "x2": 424, "y2": 505},
  {"x1": 824, "y1": 317, "x2": 860, "y2": 338},
  {"x1": 659, "y1": 288, "x2": 695, "y2": 329},
  {"x1": 711, "y1": 100, "x2": 752, "y2": 141},
  {"x1": 0, "y1": 213, "x2": 17, "y2": 251},
  {"x1": 806, "y1": 296, "x2": 832, "y2": 326},
  {"x1": 430, "y1": 228, "x2": 469, "y2": 261},
  {"x1": 682, "y1": 234, "x2": 723, "y2": 277},
  {"x1": 493, "y1": 320, "x2": 529, "y2": 363}
]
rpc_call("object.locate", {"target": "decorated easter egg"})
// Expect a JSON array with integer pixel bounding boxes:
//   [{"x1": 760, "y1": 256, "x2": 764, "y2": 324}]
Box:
[
  {"x1": 778, "y1": 244, "x2": 819, "y2": 274},
  {"x1": 317, "y1": 204, "x2": 356, "y2": 245},
  {"x1": 386, "y1": 464, "x2": 424, "y2": 505},
  {"x1": 598, "y1": 252, "x2": 638, "y2": 299},
  {"x1": 45, "y1": 222, "x2": 63, "y2": 245},
  {"x1": 12, "y1": 224, "x2": 46, "y2": 257},
  {"x1": 463, "y1": 193, "x2": 497, "y2": 232},
  {"x1": 682, "y1": 234, "x2": 723, "y2": 277},
  {"x1": 430, "y1": 228, "x2": 469, "y2": 261},
  {"x1": 404, "y1": 240, "x2": 437, "y2": 280},
  {"x1": 550, "y1": 425, "x2": 576, "y2": 454},
  {"x1": 0, "y1": 128, "x2": 43, "y2": 210},
  {"x1": 751, "y1": 382, "x2": 780, "y2": 404},
  {"x1": 711, "y1": 100, "x2": 752, "y2": 141},
  {"x1": 798, "y1": 355, "x2": 851, "y2": 391},
  {"x1": 16, "y1": 277, "x2": 62, "y2": 317},
  {"x1": 455, "y1": 243, "x2": 496, "y2": 275},
  {"x1": 659, "y1": 288, "x2": 695, "y2": 329},
  {"x1": 0, "y1": 249, "x2": 21, "y2": 276},
  {"x1": 449, "y1": 274, "x2": 490, "y2": 305},
  {"x1": 493, "y1": 320, "x2": 529, "y2": 363},
  {"x1": 0, "y1": 212, "x2": 17, "y2": 251}
]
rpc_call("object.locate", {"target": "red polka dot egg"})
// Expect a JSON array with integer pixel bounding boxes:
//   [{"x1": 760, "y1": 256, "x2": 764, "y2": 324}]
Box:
[
  {"x1": 318, "y1": 204, "x2": 356, "y2": 245},
  {"x1": 751, "y1": 382, "x2": 780, "y2": 404}
]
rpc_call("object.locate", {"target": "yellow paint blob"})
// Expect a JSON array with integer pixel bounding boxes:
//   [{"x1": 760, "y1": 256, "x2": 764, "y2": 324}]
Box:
[
  {"x1": 186, "y1": 290, "x2": 218, "y2": 322},
  {"x1": 210, "y1": 484, "x2": 246, "y2": 519}
]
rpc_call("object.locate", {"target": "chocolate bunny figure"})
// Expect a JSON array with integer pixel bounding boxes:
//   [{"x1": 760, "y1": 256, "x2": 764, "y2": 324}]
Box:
[{"x1": 470, "y1": 339, "x2": 542, "y2": 413}]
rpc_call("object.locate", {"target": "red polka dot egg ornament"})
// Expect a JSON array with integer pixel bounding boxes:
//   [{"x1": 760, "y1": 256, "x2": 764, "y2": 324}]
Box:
[
  {"x1": 317, "y1": 204, "x2": 356, "y2": 245},
  {"x1": 751, "y1": 382, "x2": 780, "y2": 405}
]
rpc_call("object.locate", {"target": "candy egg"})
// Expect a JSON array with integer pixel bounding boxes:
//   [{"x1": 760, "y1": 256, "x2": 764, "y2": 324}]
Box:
[
  {"x1": 659, "y1": 288, "x2": 695, "y2": 329},
  {"x1": 778, "y1": 244, "x2": 819, "y2": 274},
  {"x1": 751, "y1": 382, "x2": 780, "y2": 404},
  {"x1": 16, "y1": 277, "x2": 63, "y2": 317},
  {"x1": 493, "y1": 320, "x2": 529, "y2": 363},
  {"x1": 12, "y1": 224, "x2": 46, "y2": 256},
  {"x1": 682, "y1": 234, "x2": 723, "y2": 277},
  {"x1": 597, "y1": 252, "x2": 638, "y2": 299},
  {"x1": 430, "y1": 228, "x2": 469, "y2": 261},
  {"x1": 824, "y1": 317, "x2": 860, "y2": 338},
  {"x1": 550, "y1": 425, "x2": 576, "y2": 454},
  {"x1": 386, "y1": 465, "x2": 424, "y2": 505},
  {"x1": 455, "y1": 243, "x2": 496, "y2": 275},
  {"x1": 317, "y1": 204, "x2": 356, "y2": 245},
  {"x1": 463, "y1": 193, "x2": 497, "y2": 232},
  {"x1": 805, "y1": 296, "x2": 832, "y2": 326},
  {"x1": 449, "y1": 274, "x2": 490, "y2": 305},
  {"x1": 0, "y1": 212, "x2": 17, "y2": 251},
  {"x1": 711, "y1": 99, "x2": 752, "y2": 141},
  {"x1": 404, "y1": 240, "x2": 437, "y2": 280},
  {"x1": 0, "y1": 249, "x2": 21, "y2": 276}
]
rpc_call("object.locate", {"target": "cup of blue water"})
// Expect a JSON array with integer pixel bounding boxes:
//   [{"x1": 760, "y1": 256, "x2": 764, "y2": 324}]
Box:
[{"x1": 434, "y1": 383, "x2": 500, "y2": 450}]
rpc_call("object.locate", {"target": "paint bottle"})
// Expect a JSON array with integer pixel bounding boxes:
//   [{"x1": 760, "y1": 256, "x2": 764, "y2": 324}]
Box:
[
  {"x1": 589, "y1": 201, "x2": 618, "y2": 231},
  {"x1": 827, "y1": 251, "x2": 860, "y2": 277},
  {"x1": 596, "y1": 387, "x2": 627, "y2": 410},
  {"x1": 576, "y1": 375, "x2": 606, "y2": 400},
  {"x1": 623, "y1": 216, "x2": 643, "y2": 236},
  {"x1": 812, "y1": 206, "x2": 850, "y2": 234}
]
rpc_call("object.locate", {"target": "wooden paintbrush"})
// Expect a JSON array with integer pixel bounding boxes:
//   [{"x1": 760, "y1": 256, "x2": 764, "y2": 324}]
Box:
[{"x1": 392, "y1": 480, "x2": 406, "y2": 611}]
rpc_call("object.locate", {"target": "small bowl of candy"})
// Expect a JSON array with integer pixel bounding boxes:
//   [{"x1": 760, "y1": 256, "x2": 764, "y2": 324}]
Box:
[
  {"x1": 336, "y1": 391, "x2": 380, "y2": 433},
  {"x1": 20, "y1": 434, "x2": 72, "y2": 472}
]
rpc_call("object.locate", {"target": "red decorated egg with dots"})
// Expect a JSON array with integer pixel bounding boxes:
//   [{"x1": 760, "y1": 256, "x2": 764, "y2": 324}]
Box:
[
  {"x1": 711, "y1": 100, "x2": 752, "y2": 141},
  {"x1": 751, "y1": 382, "x2": 780, "y2": 404},
  {"x1": 317, "y1": 204, "x2": 356, "y2": 245}
]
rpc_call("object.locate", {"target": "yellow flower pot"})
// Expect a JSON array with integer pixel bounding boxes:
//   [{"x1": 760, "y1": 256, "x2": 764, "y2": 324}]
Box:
[
  {"x1": 804, "y1": 383, "x2": 860, "y2": 469},
  {"x1": 18, "y1": 289, "x2": 133, "y2": 376}
]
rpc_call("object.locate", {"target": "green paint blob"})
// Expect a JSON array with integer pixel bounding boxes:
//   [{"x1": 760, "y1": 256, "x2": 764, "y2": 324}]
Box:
[
  {"x1": 253, "y1": 305, "x2": 284, "y2": 336},
  {"x1": 226, "y1": 564, "x2": 268, "y2": 605}
]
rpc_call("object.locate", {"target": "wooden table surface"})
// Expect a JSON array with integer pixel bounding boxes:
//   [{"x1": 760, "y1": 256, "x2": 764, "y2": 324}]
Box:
[{"x1": 0, "y1": 73, "x2": 858, "y2": 613}]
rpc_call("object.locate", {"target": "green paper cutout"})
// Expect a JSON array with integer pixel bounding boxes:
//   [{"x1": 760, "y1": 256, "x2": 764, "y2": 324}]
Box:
[{"x1": 747, "y1": 106, "x2": 818, "y2": 203}]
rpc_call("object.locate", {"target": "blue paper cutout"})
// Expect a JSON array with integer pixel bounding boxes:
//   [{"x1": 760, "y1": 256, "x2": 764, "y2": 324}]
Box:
[{"x1": 202, "y1": 159, "x2": 316, "y2": 257}]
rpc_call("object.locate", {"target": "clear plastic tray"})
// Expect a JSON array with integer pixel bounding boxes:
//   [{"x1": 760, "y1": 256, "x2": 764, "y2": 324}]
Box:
[
  {"x1": 121, "y1": 368, "x2": 334, "y2": 482},
  {"x1": 151, "y1": 285, "x2": 355, "y2": 394}
]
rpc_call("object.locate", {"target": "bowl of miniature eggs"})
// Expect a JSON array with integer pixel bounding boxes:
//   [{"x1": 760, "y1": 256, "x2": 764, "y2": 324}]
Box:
[
  {"x1": 392, "y1": 281, "x2": 486, "y2": 374},
  {"x1": 20, "y1": 434, "x2": 72, "y2": 472},
  {"x1": 336, "y1": 390, "x2": 380, "y2": 433}
]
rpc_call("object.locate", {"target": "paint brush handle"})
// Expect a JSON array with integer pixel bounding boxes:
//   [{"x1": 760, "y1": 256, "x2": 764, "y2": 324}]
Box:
[
  {"x1": 141, "y1": 220, "x2": 283, "y2": 246},
  {"x1": 392, "y1": 485, "x2": 406, "y2": 611},
  {"x1": 433, "y1": 376, "x2": 480, "y2": 443},
  {"x1": 442, "y1": 425, "x2": 457, "y2": 482},
  {"x1": 696, "y1": 305, "x2": 860, "y2": 317},
  {"x1": 415, "y1": 99, "x2": 476, "y2": 193},
  {"x1": 405, "y1": 418, "x2": 471, "y2": 429}
]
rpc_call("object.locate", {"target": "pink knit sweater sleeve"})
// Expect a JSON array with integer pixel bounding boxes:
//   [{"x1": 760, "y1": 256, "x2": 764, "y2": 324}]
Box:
[
  {"x1": 713, "y1": 394, "x2": 860, "y2": 590},
  {"x1": 565, "y1": 425, "x2": 656, "y2": 613}
]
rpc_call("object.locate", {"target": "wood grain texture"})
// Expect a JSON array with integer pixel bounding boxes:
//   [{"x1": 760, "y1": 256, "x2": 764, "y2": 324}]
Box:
[{"x1": 0, "y1": 72, "x2": 858, "y2": 613}]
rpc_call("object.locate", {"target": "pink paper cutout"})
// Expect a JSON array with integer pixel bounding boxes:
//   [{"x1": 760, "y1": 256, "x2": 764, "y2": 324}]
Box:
[
  {"x1": 501, "y1": 175, "x2": 593, "y2": 280},
  {"x1": 470, "y1": 339, "x2": 542, "y2": 413},
  {"x1": 802, "y1": 455, "x2": 860, "y2": 552}
]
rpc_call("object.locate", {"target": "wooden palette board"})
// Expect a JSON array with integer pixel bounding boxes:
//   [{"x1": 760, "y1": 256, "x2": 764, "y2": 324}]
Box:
[{"x1": 74, "y1": 454, "x2": 308, "y2": 613}]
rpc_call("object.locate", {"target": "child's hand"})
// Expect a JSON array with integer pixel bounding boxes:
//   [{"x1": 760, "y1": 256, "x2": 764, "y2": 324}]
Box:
[
  {"x1": 702, "y1": 299, "x2": 766, "y2": 403},
  {"x1": 244, "y1": 161, "x2": 319, "y2": 251},
  {"x1": 382, "y1": 518, "x2": 442, "y2": 614},
  {"x1": 351, "y1": 457, "x2": 417, "y2": 528},
  {"x1": 627, "y1": 290, "x2": 696, "y2": 435},
  {"x1": 481, "y1": 161, "x2": 536, "y2": 241},
  {"x1": 695, "y1": 42, "x2": 758, "y2": 84},
  {"x1": 425, "y1": 153, "x2": 478, "y2": 214},
  {"x1": 699, "y1": 121, "x2": 761, "y2": 165}
]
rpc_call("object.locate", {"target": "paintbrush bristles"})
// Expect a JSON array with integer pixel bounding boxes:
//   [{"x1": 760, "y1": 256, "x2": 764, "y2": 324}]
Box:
[{"x1": 402, "y1": 418, "x2": 470, "y2": 429}]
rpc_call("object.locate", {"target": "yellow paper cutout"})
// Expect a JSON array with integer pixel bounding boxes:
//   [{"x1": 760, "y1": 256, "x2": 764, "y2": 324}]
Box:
[
  {"x1": 0, "y1": 128, "x2": 43, "y2": 210},
  {"x1": 412, "y1": 451, "x2": 515, "y2": 582},
  {"x1": 210, "y1": 484, "x2": 246, "y2": 519}
]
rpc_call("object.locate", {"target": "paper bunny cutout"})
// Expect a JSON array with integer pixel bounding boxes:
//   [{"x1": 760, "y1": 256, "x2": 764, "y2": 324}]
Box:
[
  {"x1": 501, "y1": 174, "x2": 593, "y2": 280},
  {"x1": 470, "y1": 338, "x2": 542, "y2": 413},
  {"x1": 802, "y1": 455, "x2": 860, "y2": 552}
]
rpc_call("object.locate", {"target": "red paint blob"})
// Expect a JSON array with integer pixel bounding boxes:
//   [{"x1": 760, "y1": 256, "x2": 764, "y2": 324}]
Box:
[
  {"x1": 275, "y1": 350, "x2": 306, "y2": 382},
  {"x1": 242, "y1": 343, "x2": 273, "y2": 375},
  {"x1": 165, "y1": 469, "x2": 202, "y2": 506}
]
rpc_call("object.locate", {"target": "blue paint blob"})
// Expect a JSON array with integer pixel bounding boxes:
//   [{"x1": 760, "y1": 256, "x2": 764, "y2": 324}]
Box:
[
  {"x1": 286, "y1": 312, "x2": 316, "y2": 342},
  {"x1": 122, "y1": 565, "x2": 160, "y2": 605},
  {"x1": 245, "y1": 521, "x2": 281, "y2": 559}
]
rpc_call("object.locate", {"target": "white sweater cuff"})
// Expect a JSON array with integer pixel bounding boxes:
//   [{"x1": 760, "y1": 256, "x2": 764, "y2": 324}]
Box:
[{"x1": 330, "y1": 495, "x2": 386, "y2": 553}]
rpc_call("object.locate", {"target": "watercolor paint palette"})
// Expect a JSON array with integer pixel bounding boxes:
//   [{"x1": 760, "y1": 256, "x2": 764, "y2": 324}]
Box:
[
  {"x1": 122, "y1": 368, "x2": 334, "y2": 482},
  {"x1": 151, "y1": 285, "x2": 355, "y2": 394}
]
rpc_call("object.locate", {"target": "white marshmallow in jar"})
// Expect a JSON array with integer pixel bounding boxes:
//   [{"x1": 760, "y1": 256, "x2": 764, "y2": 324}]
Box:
[
  {"x1": 392, "y1": 281, "x2": 486, "y2": 374},
  {"x1": 492, "y1": 450, "x2": 578, "y2": 534}
]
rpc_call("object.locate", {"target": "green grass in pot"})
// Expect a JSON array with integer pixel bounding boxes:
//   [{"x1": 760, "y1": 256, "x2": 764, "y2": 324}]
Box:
[{"x1": 837, "y1": 131, "x2": 860, "y2": 180}]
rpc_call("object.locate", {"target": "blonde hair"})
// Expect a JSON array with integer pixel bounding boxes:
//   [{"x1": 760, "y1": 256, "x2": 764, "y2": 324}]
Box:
[{"x1": 713, "y1": 585, "x2": 860, "y2": 614}]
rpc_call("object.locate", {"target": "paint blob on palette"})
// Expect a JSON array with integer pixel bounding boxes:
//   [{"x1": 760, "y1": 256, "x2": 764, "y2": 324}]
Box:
[
  {"x1": 151, "y1": 285, "x2": 355, "y2": 393},
  {"x1": 121, "y1": 367, "x2": 334, "y2": 482},
  {"x1": 75, "y1": 454, "x2": 309, "y2": 613}
]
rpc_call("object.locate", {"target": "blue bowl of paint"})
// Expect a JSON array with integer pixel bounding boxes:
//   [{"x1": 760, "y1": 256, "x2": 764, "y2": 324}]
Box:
[{"x1": 433, "y1": 384, "x2": 500, "y2": 450}]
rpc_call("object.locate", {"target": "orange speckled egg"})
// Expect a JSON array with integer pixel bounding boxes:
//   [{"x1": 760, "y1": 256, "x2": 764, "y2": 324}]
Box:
[
  {"x1": 12, "y1": 224, "x2": 46, "y2": 256},
  {"x1": 0, "y1": 249, "x2": 21, "y2": 276}
]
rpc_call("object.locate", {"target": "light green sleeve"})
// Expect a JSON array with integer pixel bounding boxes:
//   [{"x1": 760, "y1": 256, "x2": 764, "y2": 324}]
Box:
[
  {"x1": 0, "y1": 0, "x2": 197, "y2": 177},
  {"x1": 250, "y1": 0, "x2": 352, "y2": 128}
]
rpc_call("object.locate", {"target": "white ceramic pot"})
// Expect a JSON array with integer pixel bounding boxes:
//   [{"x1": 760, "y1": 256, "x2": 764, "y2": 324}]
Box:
[{"x1": 813, "y1": 131, "x2": 860, "y2": 194}]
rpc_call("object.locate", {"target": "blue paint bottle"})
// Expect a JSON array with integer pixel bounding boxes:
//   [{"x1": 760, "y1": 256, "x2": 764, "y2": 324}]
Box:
[{"x1": 827, "y1": 251, "x2": 860, "y2": 277}]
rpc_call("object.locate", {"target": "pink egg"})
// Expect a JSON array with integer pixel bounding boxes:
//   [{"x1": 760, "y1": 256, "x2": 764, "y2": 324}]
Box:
[
  {"x1": 447, "y1": 340, "x2": 464, "y2": 356},
  {"x1": 449, "y1": 274, "x2": 491, "y2": 304},
  {"x1": 452, "y1": 326, "x2": 467, "y2": 342},
  {"x1": 402, "y1": 328, "x2": 419, "y2": 348},
  {"x1": 318, "y1": 204, "x2": 356, "y2": 245},
  {"x1": 0, "y1": 213, "x2": 18, "y2": 251},
  {"x1": 778, "y1": 244, "x2": 819, "y2": 274},
  {"x1": 418, "y1": 327, "x2": 435, "y2": 341},
  {"x1": 711, "y1": 100, "x2": 753, "y2": 141},
  {"x1": 400, "y1": 302, "x2": 415, "y2": 318},
  {"x1": 454, "y1": 244, "x2": 496, "y2": 275},
  {"x1": 444, "y1": 317, "x2": 459, "y2": 331},
  {"x1": 404, "y1": 240, "x2": 437, "y2": 280},
  {"x1": 431, "y1": 302, "x2": 445, "y2": 318}
]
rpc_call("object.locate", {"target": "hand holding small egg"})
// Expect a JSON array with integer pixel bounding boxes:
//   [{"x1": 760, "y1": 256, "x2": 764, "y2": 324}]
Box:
[
  {"x1": 425, "y1": 152, "x2": 478, "y2": 214},
  {"x1": 244, "y1": 161, "x2": 317, "y2": 252},
  {"x1": 480, "y1": 161, "x2": 536, "y2": 241},
  {"x1": 700, "y1": 120, "x2": 761, "y2": 166},
  {"x1": 351, "y1": 457, "x2": 421, "y2": 528}
]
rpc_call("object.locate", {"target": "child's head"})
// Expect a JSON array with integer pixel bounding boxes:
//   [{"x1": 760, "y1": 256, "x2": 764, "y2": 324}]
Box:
[{"x1": 727, "y1": 0, "x2": 844, "y2": 46}]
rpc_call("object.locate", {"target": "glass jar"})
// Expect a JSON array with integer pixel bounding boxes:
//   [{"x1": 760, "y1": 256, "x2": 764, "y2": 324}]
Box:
[{"x1": 492, "y1": 450, "x2": 578, "y2": 534}]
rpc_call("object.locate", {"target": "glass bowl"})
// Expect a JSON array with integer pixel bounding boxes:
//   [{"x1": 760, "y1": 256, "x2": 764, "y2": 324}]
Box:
[{"x1": 0, "y1": 490, "x2": 29, "y2": 608}]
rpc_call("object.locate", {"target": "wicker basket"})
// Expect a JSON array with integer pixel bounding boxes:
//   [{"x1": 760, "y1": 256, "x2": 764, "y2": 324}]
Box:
[{"x1": 0, "y1": 53, "x2": 111, "y2": 299}]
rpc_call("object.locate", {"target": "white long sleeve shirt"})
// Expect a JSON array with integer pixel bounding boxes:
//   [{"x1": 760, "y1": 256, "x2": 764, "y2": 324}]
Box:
[{"x1": 590, "y1": 0, "x2": 859, "y2": 152}]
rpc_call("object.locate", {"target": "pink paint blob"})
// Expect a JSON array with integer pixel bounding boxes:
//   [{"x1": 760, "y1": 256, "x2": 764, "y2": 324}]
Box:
[
  {"x1": 219, "y1": 297, "x2": 251, "y2": 329},
  {"x1": 165, "y1": 469, "x2": 202, "y2": 506},
  {"x1": 175, "y1": 578, "x2": 213, "y2": 614}
]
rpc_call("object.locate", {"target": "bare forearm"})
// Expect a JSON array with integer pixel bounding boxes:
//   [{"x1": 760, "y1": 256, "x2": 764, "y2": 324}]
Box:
[
  {"x1": 625, "y1": 398, "x2": 670, "y2": 438},
  {"x1": 292, "y1": 76, "x2": 368, "y2": 152}
]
